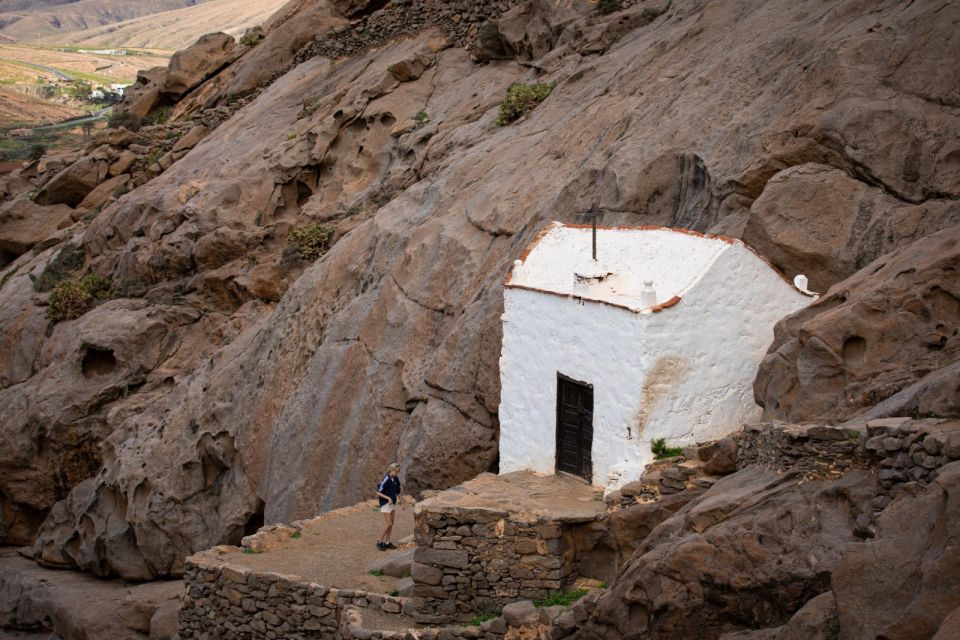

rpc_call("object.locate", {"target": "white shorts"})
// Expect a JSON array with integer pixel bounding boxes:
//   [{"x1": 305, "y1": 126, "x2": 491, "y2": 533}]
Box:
[{"x1": 380, "y1": 502, "x2": 395, "y2": 513}]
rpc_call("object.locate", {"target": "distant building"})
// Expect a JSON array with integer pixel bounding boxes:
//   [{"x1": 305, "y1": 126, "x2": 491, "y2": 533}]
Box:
[{"x1": 498, "y1": 222, "x2": 814, "y2": 491}]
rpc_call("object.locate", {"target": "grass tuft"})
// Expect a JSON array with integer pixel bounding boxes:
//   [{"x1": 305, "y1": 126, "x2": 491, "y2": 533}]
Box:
[
  {"x1": 534, "y1": 589, "x2": 588, "y2": 608},
  {"x1": 651, "y1": 437, "x2": 684, "y2": 460}
]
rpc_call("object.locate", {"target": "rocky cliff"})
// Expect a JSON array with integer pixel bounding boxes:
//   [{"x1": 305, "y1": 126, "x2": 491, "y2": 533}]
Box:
[{"x1": 0, "y1": 0, "x2": 957, "y2": 599}]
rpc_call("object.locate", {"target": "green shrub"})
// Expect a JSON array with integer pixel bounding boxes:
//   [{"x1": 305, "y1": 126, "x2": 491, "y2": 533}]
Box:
[
  {"x1": 240, "y1": 33, "x2": 263, "y2": 46},
  {"x1": 368, "y1": 568, "x2": 384, "y2": 576},
  {"x1": 29, "y1": 143, "x2": 47, "y2": 162},
  {"x1": 35, "y1": 243, "x2": 85, "y2": 292},
  {"x1": 108, "y1": 110, "x2": 143, "y2": 132},
  {"x1": 469, "y1": 613, "x2": 496, "y2": 626},
  {"x1": 534, "y1": 589, "x2": 588, "y2": 608},
  {"x1": 651, "y1": 437, "x2": 684, "y2": 460},
  {"x1": 242, "y1": 548, "x2": 260, "y2": 555},
  {"x1": 495, "y1": 82, "x2": 554, "y2": 125},
  {"x1": 597, "y1": 0, "x2": 622, "y2": 14},
  {"x1": 290, "y1": 530, "x2": 302, "y2": 539},
  {"x1": 286, "y1": 223, "x2": 335, "y2": 261},
  {"x1": 414, "y1": 110, "x2": 429, "y2": 125},
  {"x1": 146, "y1": 105, "x2": 172, "y2": 126},
  {"x1": 46, "y1": 274, "x2": 113, "y2": 322}
]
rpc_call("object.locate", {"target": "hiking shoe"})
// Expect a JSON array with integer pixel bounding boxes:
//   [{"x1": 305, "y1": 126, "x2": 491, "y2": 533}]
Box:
[
  {"x1": 376, "y1": 542, "x2": 386, "y2": 550},
  {"x1": 384, "y1": 542, "x2": 397, "y2": 550}
]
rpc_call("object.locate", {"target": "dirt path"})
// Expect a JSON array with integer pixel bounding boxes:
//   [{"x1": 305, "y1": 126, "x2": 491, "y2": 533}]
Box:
[{"x1": 219, "y1": 500, "x2": 415, "y2": 593}]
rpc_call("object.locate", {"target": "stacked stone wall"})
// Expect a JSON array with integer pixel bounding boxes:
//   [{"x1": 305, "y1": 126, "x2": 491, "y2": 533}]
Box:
[
  {"x1": 411, "y1": 510, "x2": 581, "y2": 624},
  {"x1": 178, "y1": 558, "x2": 413, "y2": 639}
]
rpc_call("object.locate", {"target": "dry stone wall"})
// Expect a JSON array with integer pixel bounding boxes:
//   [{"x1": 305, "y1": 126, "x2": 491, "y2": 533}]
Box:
[
  {"x1": 411, "y1": 509, "x2": 586, "y2": 624},
  {"x1": 179, "y1": 554, "x2": 413, "y2": 639}
]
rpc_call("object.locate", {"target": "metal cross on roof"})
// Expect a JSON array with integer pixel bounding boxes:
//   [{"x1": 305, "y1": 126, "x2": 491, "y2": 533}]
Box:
[{"x1": 584, "y1": 212, "x2": 602, "y2": 261}]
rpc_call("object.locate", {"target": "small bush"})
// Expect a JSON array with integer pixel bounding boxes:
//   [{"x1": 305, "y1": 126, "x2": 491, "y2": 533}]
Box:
[
  {"x1": 286, "y1": 223, "x2": 334, "y2": 261},
  {"x1": 290, "y1": 530, "x2": 302, "y2": 539},
  {"x1": 108, "y1": 111, "x2": 143, "y2": 132},
  {"x1": 35, "y1": 243, "x2": 85, "y2": 292},
  {"x1": 46, "y1": 274, "x2": 112, "y2": 322},
  {"x1": 368, "y1": 569, "x2": 384, "y2": 576},
  {"x1": 414, "y1": 110, "x2": 429, "y2": 126},
  {"x1": 534, "y1": 589, "x2": 588, "y2": 608},
  {"x1": 146, "y1": 105, "x2": 171, "y2": 126},
  {"x1": 29, "y1": 143, "x2": 47, "y2": 162},
  {"x1": 242, "y1": 548, "x2": 260, "y2": 555},
  {"x1": 597, "y1": 0, "x2": 622, "y2": 14},
  {"x1": 495, "y1": 82, "x2": 554, "y2": 125},
  {"x1": 114, "y1": 181, "x2": 132, "y2": 198},
  {"x1": 469, "y1": 614, "x2": 496, "y2": 626},
  {"x1": 651, "y1": 437, "x2": 684, "y2": 460},
  {"x1": 389, "y1": 589, "x2": 399, "y2": 597},
  {"x1": 240, "y1": 33, "x2": 263, "y2": 46}
]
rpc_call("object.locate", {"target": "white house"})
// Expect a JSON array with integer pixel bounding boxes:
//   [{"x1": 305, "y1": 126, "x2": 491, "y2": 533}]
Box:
[{"x1": 498, "y1": 222, "x2": 814, "y2": 491}]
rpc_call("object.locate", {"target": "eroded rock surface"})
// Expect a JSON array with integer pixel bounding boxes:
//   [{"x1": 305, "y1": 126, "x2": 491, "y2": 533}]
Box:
[
  {"x1": 0, "y1": 0, "x2": 958, "y2": 585},
  {"x1": 755, "y1": 225, "x2": 960, "y2": 423}
]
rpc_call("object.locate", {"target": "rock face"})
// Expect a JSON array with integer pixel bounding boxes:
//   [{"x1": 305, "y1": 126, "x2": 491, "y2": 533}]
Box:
[
  {"x1": 0, "y1": 0, "x2": 958, "y2": 587},
  {"x1": 575, "y1": 462, "x2": 960, "y2": 639},
  {"x1": 755, "y1": 225, "x2": 960, "y2": 423}
]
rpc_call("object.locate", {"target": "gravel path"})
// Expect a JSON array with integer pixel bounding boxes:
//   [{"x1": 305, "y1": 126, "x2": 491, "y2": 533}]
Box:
[{"x1": 219, "y1": 500, "x2": 415, "y2": 593}]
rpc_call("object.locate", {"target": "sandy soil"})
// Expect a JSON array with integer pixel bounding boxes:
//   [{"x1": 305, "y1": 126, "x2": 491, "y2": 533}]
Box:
[
  {"x1": 0, "y1": 44, "x2": 170, "y2": 83},
  {"x1": 0, "y1": 86, "x2": 82, "y2": 127},
  {"x1": 219, "y1": 500, "x2": 416, "y2": 594},
  {"x1": 40, "y1": 0, "x2": 289, "y2": 51}
]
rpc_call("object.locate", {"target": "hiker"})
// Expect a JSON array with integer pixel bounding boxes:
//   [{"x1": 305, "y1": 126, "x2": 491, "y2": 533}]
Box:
[{"x1": 375, "y1": 462, "x2": 402, "y2": 550}]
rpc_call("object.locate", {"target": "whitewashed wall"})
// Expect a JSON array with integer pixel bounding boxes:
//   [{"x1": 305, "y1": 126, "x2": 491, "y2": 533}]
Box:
[
  {"x1": 608, "y1": 245, "x2": 812, "y2": 486},
  {"x1": 498, "y1": 288, "x2": 644, "y2": 482},
  {"x1": 499, "y1": 241, "x2": 811, "y2": 492}
]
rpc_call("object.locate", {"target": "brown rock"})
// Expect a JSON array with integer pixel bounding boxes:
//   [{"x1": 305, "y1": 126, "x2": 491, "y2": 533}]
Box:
[
  {"x1": 742, "y1": 164, "x2": 959, "y2": 292},
  {"x1": 3, "y1": 0, "x2": 959, "y2": 583},
  {"x1": 577, "y1": 469, "x2": 876, "y2": 639},
  {"x1": 172, "y1": 125, "x2": 210, "y2": 153},
  {"x1": 163, "y1": 33, "x2": 240, "y2": 99},
  {"x1": 833, "y1": 462, "x2": 960, "y2": 639},
  {"x1": 34, "y1": 157, "x2": 106, "y2": 207},
  {"x1": 0, "y1": 198, "x2": 75, "y2": 256},
  {"x1": 755, "y1": 225, "x2": 960, "y2": 423},
  {"x1": 93, "y1": 127, "x2": 137, "y2": 149},
  {"x1": 77, "y1": 174, "x2": 130, "y2": 211},
  {"x1": 118, "y1": 66, "x2": 166, "y2": 119},
  {"x1": 109, "y1": 150, "x2": 138, "y2": 177}
]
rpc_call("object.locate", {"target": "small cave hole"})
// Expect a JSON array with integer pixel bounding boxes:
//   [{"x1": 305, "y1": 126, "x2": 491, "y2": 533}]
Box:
[
  {"x1": 841, "y1": 336, "x2": 867, "y2": 365},
  {"x1": 243, "y1": 500, "x2": 266, "y2": 537},
  {"x1": 81, "y1": 347, "x2": 116, "y2": 377}
]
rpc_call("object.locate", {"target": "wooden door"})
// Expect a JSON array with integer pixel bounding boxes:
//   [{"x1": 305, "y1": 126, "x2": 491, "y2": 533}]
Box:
[{"x1": 556, "y1": 374, "x2": 593, "y2": 482}]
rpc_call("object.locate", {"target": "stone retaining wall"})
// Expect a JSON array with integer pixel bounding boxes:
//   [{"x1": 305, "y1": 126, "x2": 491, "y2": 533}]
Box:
[
  {"x1": 411, "y1": 509, "x2": 589, "y2": 624},
  {"x1": 178, "y1": 554, "x2": 412, "y2": 639}
]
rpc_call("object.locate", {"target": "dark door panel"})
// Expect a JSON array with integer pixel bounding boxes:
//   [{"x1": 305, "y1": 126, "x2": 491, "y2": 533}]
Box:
[{"x1": 556, "y1": 374, "x2": 593, "y2": 483}]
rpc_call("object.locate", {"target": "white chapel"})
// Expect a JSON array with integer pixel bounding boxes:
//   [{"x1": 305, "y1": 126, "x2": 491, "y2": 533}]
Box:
[{"x1": 497, "y1": 222, "x2": 814, "y2": 491}]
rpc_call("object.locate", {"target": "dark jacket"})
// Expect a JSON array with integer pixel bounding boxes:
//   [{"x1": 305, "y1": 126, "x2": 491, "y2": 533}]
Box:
[{"x1": 377, "y1": 474, "x2": 401, "y2": 506}]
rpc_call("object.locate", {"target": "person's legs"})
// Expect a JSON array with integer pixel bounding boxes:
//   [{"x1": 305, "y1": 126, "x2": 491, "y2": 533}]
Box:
[
  {"x1": 379, "y1": 510, "x2": 391, "y2": 544},
  {"x1": 383, "y1": 510, "x2": 395, "y2": 544}
]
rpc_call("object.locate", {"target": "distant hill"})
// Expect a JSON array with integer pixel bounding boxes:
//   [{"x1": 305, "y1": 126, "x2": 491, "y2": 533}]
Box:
[
  {"x1": 0, "y1": 0, "x2": 217, "y2": 43},
  {"x1": 37, "y1": 0, "x2": 289, "y2": 50}
]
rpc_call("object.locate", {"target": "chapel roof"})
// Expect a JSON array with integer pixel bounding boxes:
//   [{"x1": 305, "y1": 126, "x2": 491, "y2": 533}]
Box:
[{"x1": 504, "y1": 222, "x2": 777, "y2": 313}]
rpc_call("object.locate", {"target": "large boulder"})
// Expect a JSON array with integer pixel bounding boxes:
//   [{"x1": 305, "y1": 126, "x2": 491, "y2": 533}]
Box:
[
  {"x1": 0, "y1": 198, "x2": 75, "y2": 257},
  {"x1": 574, "y1": 468, "x2": 877, "y2": 639},
  {"x1": 754, "y1": 225, "x2": 960, "y2": 423},
  {"x1": 117, "y1": 66, "x2": 167, "y2": 120},
  {"x1": 33, "y1": 157, "x2": 107, "y2": 207},
  {"x1": 742, "y1": 164, "x2": 960, "y2": 292},
  {"x1": 163, "y1": 32, "x2": 240, "y2": 99}
]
